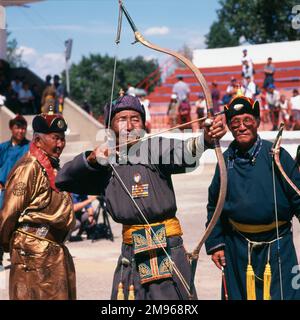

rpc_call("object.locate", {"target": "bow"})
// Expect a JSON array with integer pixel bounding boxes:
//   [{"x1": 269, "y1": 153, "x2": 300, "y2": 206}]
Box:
[
  {"x1": 271, "y1": 122, "x2": 300, "y2": 300},
  {"x1": 272, "y1": 122, "x2": 300, "y2": 197},
  {"x1": 118, "y1": 1, "x2": 228, "y2": 296}
]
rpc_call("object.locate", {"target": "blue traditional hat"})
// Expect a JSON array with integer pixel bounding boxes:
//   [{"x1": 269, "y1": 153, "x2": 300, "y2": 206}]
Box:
[
  {"x1": 224, "y1": 95, "x2": 260, "y2": 124},
  {"x1": 104, "y1": 95, "x2": 146, "y2": 127}
]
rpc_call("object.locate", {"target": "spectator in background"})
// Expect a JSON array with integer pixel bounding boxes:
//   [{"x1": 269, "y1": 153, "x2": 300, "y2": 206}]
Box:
[
  {"x1": 278, "y1": 94, "x2": 290, "y2": 129},
  {"x1": 3, "y1": 83, "x2": 20, "y2": 114},
  {"x1": 82, "y1": 100, "x2": 93, "y2": 116},
  {"x1": 266, "y1": 84, "x2": 280, "y2": 130},
  {"x1": 18, "y1": 81, "x2": 34, "y2": 115},
  {"x1": 138, "y1": 93, "x2": 151, "y2": 133},
  {"x1": 45, "y1": 74, "x2": 52, "y2": 87},
  {"x1": 70, "y1": 194, "x2": 97, "y2": 241},
  {"x1": 31, "y1": 84, "x2": 41, "y2": 114},
  {"x1": 53, "y1": 75, "x2": 65, "y2": 113},
  {"x1": 259, "y1": 87, "x2": 269, "y2": 124},
  {"x1": 242, "y1": 60, "x2": 254, "y2": 84},
  {"x1": 211, "y1": 81, "x2": 220, "y2": 113},
  {"x1": 242, "y1": 76, "x2": 257, "y2": 99},
  {"x1": 0, "y1": 115, "x2": 30, "y2": 271},
  {"x1": 263, "y1": 57, "x2": 275, "y2": 89},
  {"x1": 241, "y1": 49, "x2": 253, "y2": 69},
  {"x1": 126, "y1": 83, "x2": 136, "y2": 96},
  {"x1": 172, "y1": 76, "x2": 190, "y2": 102},
  {"x1": 178, "y1": 99, "x2": 192, "y2": 131},
  {"x1": 41, "y1": 85, "x2": 56, "y2": 113},
  {"x1": 290, "y1": 89, "x2": 300, "y2": 130},
  {"x1": 223, "y1": 77, "x2": 239, "y2": 104},
  {"x1": 195, "y1": 92, "x2": 207, "y2": 120},
  {"x1": 11, "y1": 76, "x2": 23, "y2": 96},
  {"x1": 0, "y1": 115, "x2": 29, "y2": 207},
  {"x1": 167, "y1": 93, "x2": 179, "y2": 127}
]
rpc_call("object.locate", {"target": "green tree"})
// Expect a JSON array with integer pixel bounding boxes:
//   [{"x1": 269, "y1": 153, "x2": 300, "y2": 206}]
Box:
[
  {"x1": 205, "y1": 20, "x2": 239, "y2": 48},
  {"x1": 206, "y1": 0, "x2": 300, "y2": 48},
  {"x1": 6, "y1": 30, "x2": 27, "y2": 67},
  {"x1": 68, "y1": 54, "x2": 159, "y2": 116}
]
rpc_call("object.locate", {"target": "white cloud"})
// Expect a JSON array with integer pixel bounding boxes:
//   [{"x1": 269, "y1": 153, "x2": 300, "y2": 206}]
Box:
[
  {"x1": 17, "y1": 46, "x2": 65, "y2": 79},
  {"x1": 144, "y1": 26, "x2": 170, "y2": 36}
]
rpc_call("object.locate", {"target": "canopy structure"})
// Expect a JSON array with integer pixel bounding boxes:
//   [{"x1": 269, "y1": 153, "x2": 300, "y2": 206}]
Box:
[{"x1": 0, "y1": 0, "x2": 43, "y2": 60}]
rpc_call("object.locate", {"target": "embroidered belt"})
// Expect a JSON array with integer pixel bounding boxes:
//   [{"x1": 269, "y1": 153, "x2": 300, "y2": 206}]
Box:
[
  {"x1": 122, "y1": 217, "x2": 182, "y2": 245},
  {"x1": 229, "y1": 218, "x2": 288, "y2": 234},
  {"x1": 17, "y1": 222, "x2": 65, "y2": 244}
]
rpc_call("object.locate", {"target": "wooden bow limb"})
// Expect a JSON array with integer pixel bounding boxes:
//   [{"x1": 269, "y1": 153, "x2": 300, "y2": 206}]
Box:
[{"x1": 272, "y1": 122, "x2": 300, "y2": 197}]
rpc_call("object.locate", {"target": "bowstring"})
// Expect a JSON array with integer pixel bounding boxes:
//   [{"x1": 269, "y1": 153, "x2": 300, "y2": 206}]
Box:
[
  {"x1": 272, "y1": 155, "x2": 284, "y2": 300},
  {"x1": 108, "y1": 0, "x2": 123, "y2": 129},
  {"x1": 105, "y1": 0, "x2": 192, "y2": 297}
]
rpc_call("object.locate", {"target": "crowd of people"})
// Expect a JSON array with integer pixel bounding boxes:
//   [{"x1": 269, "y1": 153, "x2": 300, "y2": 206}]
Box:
[
  {"x1": 167, "y1": 51, "x2": 300, "y2": 132},
  {"x1": 0, "y1": 59, "x2": 66, "y2": 115}
]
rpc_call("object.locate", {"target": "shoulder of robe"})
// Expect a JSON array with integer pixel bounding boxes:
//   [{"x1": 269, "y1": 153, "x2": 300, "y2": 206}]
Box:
[{"x1": 6, "y1": 153, "x2": 41, "y2": 183}]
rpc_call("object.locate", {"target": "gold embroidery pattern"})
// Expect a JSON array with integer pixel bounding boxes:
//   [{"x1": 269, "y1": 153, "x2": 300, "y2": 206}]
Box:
[
  {"x1": 154, "y1": 226, "x2": 166, "y2": 245},
  {"x1": 132, "y1": 233, "x2": 147, "y2": 249},
  {"x1": 138, "y1": 263, "x2": 151, "y2": 278},
  {"x1": 159, "y1": 257, "x2": 172, "y2": 274},
  {"x1": 13, "y1": 182, "x2": 27, "y2": 196}
]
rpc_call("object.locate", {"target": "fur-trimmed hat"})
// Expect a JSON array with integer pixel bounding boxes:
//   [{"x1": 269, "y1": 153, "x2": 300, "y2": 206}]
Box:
[
  {"x1": 32, "y1": 107, "x2": 67, "y2": 133},
  {"x1": 104, "y1": 95, "x2": 145, "y2": 127},
  {"x1": 224, "y1": 96, "x2": 260, "y2": 124}
]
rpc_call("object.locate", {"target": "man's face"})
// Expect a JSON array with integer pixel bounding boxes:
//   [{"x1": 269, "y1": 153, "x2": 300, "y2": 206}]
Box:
[
  {"x1": 229, "y1": 114, "x2": 259, "y2": 150},
  {"x1": 36, "y1": 132, "x2": 66, "y2": 158},
  {"x1": 11, "y1": 124, "x2": 27, "y2": 143},
  {"x1": 111, "y1": 110, "x2": 144, "y2": 145}
]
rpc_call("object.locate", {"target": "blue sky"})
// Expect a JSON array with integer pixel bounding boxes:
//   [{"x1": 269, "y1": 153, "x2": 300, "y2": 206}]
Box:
[{"x1": 6, "y1": 0, "x2": 221, "y2": 78}]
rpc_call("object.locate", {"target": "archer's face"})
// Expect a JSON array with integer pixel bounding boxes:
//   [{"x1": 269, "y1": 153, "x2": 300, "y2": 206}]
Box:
[
  {"x1": 111, "y1": 110, "x2": 144, "y2": 145},
  {"x1": 229, "y1": 114, "x2": 259, "y2": 151},
  {"x1": 36, "y1": 132, "x2": 66, "y2": 158}
]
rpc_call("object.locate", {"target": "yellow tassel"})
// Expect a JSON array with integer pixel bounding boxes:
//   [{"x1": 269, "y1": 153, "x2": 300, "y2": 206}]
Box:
[
  {"x1": 128, "y1": 284, "x2": 135, "y2": 300},
  {"x1": 117, "y1": 282, "x2": 125, "y2": 300},
  {"x1": 263, "y1": 263, "x2": 272, "y2": 300},
  {"x1": 246, "y1": 264, "x2": 256, "y2": 300}
]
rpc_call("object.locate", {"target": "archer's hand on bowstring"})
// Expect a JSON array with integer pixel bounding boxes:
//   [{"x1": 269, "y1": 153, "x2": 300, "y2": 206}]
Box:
[
  {"x1": 86, "y1": 143, "x2": 115, "y2": 167},
  {"x1": 204, "y1": 114, "x2": 227, "y2": 146}
]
